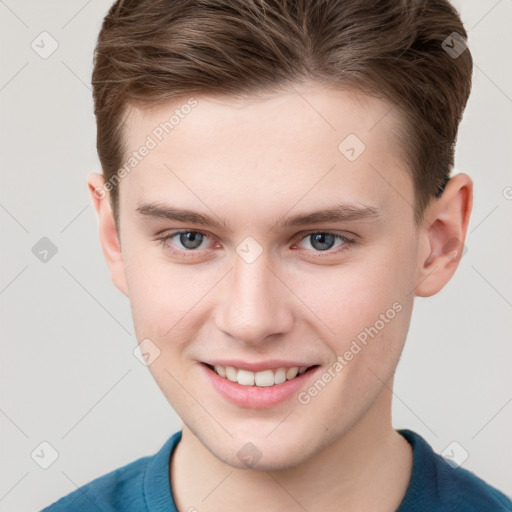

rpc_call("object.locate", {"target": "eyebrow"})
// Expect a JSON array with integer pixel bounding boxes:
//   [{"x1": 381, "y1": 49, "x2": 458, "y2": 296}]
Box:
[{"x1": 135, "y1": 202, "x2": 383, "y2": 233}]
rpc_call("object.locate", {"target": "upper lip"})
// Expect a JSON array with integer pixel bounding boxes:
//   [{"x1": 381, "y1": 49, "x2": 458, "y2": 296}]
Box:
[{"x1": 202, "y1": 359, "x2": 317, "y2": 372}]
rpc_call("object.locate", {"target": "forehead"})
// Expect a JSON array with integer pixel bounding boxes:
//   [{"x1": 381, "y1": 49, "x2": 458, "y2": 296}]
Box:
[{"x1": 119, "y1": 84, "x2": 413, "y2": 225}]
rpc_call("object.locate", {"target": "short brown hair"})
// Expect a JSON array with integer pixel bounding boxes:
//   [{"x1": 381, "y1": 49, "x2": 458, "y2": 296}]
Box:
[{"x1": 92, "y1": 0, "x2": 472, "y2": 224}]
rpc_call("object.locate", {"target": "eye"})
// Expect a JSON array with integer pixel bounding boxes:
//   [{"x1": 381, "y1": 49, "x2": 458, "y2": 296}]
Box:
[
  {"x1": 158, "y1": 230, "x2": 214, "y2": 258},
  {"x1": 293, "y1": 231, "x2": 355, "y2": 254},
  {"x1": 171, "y1": 231, "x2": 207, "y2": 250}
]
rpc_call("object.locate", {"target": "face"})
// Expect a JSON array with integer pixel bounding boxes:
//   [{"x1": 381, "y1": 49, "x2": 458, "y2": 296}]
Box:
[{"x1": 112, "y1": 84, "x2": 423, "y2": 469}]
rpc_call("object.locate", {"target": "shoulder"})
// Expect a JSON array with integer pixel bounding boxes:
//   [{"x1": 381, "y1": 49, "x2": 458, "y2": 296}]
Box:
[
  {"x1": 433, "y1": 451, "x2": 512, "y2": 511},
  {"x1": 40, "y1": 431, "x2": 182, "y2": 512},
  {"x1": 40, "y1": 454, "x2": 151, "y2": 512},
  {"x1": 398, "y1": 429, "x2": 512, "y2": 512}
]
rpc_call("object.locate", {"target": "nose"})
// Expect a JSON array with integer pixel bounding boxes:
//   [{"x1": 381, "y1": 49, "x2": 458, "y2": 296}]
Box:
[{"x1": 214, "y1": 251, "x2": 294, "y2": 347}]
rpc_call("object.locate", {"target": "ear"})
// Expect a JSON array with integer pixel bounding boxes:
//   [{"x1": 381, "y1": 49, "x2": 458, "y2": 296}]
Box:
[
  {"x1": 87, "y1": 173, "x2": 128, "y2": 296},
  {"x1": 414, "y1": 173, "x2": 473, "y2": 297}
]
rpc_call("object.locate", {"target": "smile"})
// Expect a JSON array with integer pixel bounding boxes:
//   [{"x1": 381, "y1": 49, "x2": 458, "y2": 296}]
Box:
[
  {"x1": 201, "y1": 362, "x2": 321, "y2": 408},
  {"x1": 208, "y1": 364, "x2": 312, "y2": 387}
]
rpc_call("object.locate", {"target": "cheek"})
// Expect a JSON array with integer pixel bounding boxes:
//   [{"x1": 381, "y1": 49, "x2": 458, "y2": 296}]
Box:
[
  {"x1": 293, "y1": 251, "x2": 413, "y2": 335},
  {"x1": 123, "y1": 248, "x2": 196, "y2": 340},
  {"x1": 287, "y1": 239, "x2": 416, "y2": 366},
  {"x1": 336, "y1": 252, "x2": 415, "y2": 377}
]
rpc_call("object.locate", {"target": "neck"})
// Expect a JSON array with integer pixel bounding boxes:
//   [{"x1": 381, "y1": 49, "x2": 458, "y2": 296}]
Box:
[{"x1": 170, "y1": 385, "x2": 413, "y2": 512}]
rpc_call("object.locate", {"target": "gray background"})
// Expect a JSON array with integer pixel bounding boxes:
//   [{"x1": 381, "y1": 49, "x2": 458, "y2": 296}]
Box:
[{"x1": 1, "y1": 1, "x2": 511, "y2": 510}]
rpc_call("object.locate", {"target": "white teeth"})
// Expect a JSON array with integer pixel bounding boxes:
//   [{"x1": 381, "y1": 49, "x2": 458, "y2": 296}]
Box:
[
  {"x1": 255, "y1": 370, "x2": 274, "y2": 387},
  {"x1": 225, "y1": 366, "x2": 238, "y2": 382},
  {"x1": 211, "y1": 364, "x2": 311, "y2": 387},
  {"x1": 274, "y1": 367, "x2": 287, "y2": 384},
  {"x1": 214, "y1": 365, "x2": 226, "y2": 378},
  {"x1": 237, "y1": 369, "x2": 255, "y2": 386},
  {"x1": 286, "y1": 367, "x2": 298, "y2": 380}
]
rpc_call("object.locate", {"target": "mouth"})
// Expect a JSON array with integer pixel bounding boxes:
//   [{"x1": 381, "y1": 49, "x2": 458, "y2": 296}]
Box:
[
  {"x1": 200, "y1": 362, "x2": 321, "y2": 409},
  {"x1": 204, "y1": 363, "x2": 318, "y2": 387}
]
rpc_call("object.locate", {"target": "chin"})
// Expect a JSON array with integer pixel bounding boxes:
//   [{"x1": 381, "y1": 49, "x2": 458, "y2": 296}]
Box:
[
  {"x1": 224, "y1": 444, "x2": 312, "y2": 472},
  {"x1": 201, "y1": 428, "x2": 321, "y2": 471}
]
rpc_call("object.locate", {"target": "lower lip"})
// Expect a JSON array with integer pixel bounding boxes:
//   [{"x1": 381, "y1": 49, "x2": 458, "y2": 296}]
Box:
[{"x1": 200, "y1": 364, "x2": 320, "y2": 409}]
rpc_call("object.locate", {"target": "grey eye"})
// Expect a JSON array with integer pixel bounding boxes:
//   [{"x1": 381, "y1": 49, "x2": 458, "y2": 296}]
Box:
[
  {"x1": 178, "y1": 232, "x2": 204, "y2": 249},
  {"x1": 308, "y1": 233, "x2": 336, "y2": 251}
]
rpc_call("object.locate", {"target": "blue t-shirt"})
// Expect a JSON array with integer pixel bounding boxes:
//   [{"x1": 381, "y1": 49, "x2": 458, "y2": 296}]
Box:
[{"x1": 41, "y1": 429, "x2": 511, "y2": 511}]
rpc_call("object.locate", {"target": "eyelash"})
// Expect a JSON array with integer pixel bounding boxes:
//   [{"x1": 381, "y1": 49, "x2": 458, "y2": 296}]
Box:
[{"x1": 156, "y1": 229, "x2": 357, "y2": 260}]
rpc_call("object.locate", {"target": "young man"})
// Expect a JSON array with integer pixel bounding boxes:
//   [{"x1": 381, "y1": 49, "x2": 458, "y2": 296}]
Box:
[{"x1": 42, "y1": 0, "x2": 511, "y2": 510}]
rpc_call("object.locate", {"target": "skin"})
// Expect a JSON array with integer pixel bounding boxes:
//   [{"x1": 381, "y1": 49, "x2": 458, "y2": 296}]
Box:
[{"x1": 88, "y1": 83, "x2": 472, "y2": 511}]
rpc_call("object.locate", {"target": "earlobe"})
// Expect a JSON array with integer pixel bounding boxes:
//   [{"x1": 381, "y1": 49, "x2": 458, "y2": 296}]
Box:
[
  {"x1": 414, "y1": 173, "x2": 473, "y2": 297},
  {"x1": 87, "y1": 173, "x2": 129, "y2": 296}
]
